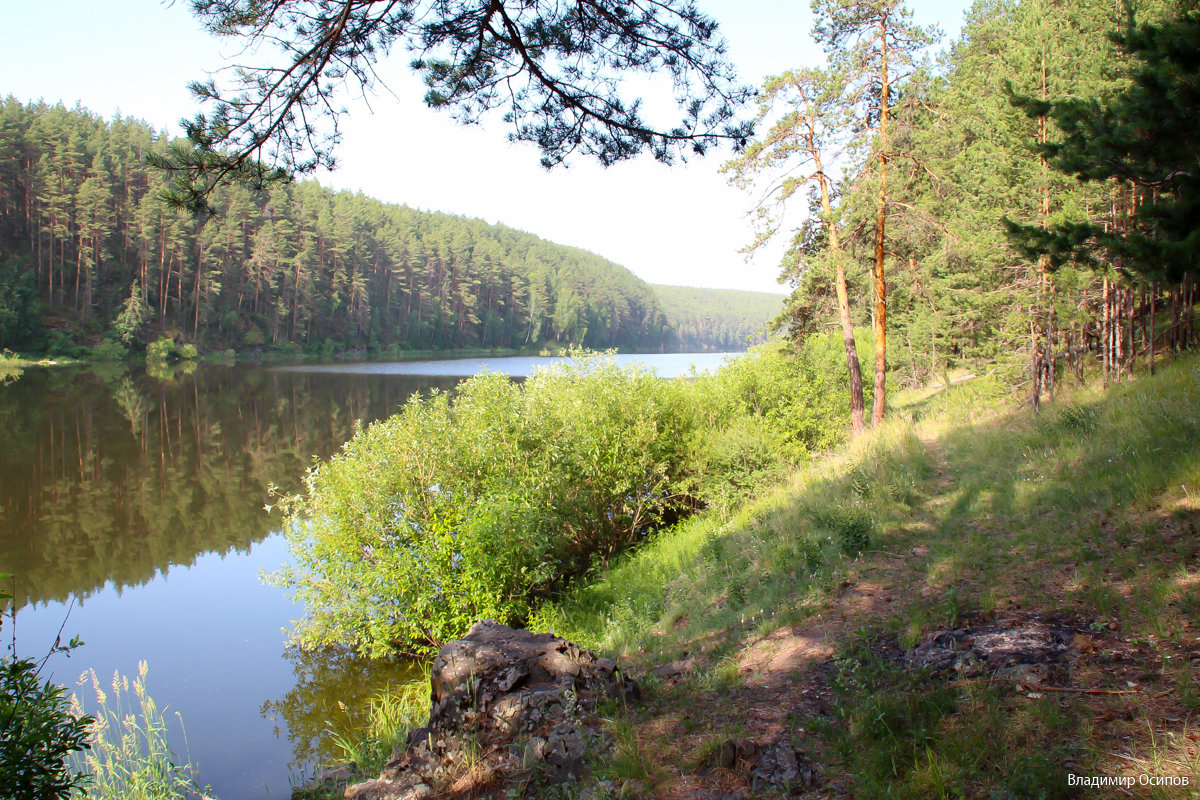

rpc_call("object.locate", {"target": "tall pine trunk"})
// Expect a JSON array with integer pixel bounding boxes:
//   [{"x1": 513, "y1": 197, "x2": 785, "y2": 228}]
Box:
[
  {"x1": 814, "y1": 154, "x2": 866, "y2": 435},
  {"x1": 871, "y1": 16, "x2": 890, "y2": 426}
]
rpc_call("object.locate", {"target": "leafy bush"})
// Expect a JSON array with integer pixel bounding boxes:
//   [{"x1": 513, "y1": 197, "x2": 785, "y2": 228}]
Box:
[
  {"x1": 271, "y1": 354, "x2": 700, "y2": 655},
  {"x1": 145, "y1": 337, "x2": 199, "y2": 368},
  {"x1": 0, "y1": 658, "x2": 93, "y2": 799},
  {"x1": 689, "y1": 413, "x2": 782, "y2": 508},
  {"x1": 694, "y1": 339, "x2": 846, "y2": 462},
  {"x1": 45, "y1": 329, "x2": 85, "y2": 358},
  {"x1": 0, "y1": 575, "x2": 92, "y2": 799},
  {"x1": 270, "y1": 347, "x2": 851, "y2": 656},
  {"x1": 89, "y1": 338, "x2": 129, "y2": 362},
  {"x1": 145, "y1": 337, "x2": 175, "y2": 365}
]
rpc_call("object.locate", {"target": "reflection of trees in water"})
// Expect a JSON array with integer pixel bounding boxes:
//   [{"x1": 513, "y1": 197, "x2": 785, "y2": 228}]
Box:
[
  {"x1": 0, "y1": 365, "x2": 458, "y2": 609},
  {"x1": 260, "y1": 646, "x2": 424, "y2": 768}
]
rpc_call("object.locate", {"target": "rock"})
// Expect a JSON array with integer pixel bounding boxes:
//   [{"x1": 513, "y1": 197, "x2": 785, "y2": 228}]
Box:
[
  {"x1": 750, "y1": 743, "x2": 822, "y2": 793},
  {"x1": 344, "y1": 779, "x2": 397, "y2": 800},
  {"x1": 653, "y1": 659, "x2": 691, "y2": 679},
  {"x1": 366, "y1": 620, "x2": 639, "y2": 799},
  {"x1": 705, "y1": 738, "x2": 761, "y2": 770},
  {"x1": 907, "y1": 620, "x2": 1075, "y2": 683},
  {"x1": 290, "y1": 762, "x2": 355, "y2": 798}
]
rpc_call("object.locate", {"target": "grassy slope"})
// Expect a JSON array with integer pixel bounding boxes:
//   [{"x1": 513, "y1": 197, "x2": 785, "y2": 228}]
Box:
[{"x1": 540, "y1": 355, "x2": 1200, "y2": 798}]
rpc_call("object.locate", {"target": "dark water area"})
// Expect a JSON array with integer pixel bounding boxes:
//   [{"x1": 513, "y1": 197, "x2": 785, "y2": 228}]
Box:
[{"x1": 0, "y1": 352, "x2": 737, "y2": 799}]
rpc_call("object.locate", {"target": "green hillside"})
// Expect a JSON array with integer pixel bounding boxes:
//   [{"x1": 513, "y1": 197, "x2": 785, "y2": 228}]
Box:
[
  {"x1": 541, "y1": 356, "x2": 1200, "y2": 798},
  {"x1": 0, "y1": 99, "x2": 677, "y2": 357},
  {"x1": 651, "y1": 284, "x2": 784, "y2": 351}
]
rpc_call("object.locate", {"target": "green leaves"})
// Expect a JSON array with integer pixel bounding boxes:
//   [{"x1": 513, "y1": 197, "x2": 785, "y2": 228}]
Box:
[
  {"x1": 0, "y1": 658, "x2": 93, "y2": 800},
  {"x1": 0, "y1": 574, "x2": 93, "y2": 800},
  {"x1": 275, "y1": 356, "x2": 700, "y2": 654},
  {"x1": 273, "y1": 348, "x2": 848, "y2": 656},
  {"x1": 1007, "y1": 7, "x2": 1200, "y2": 285}
]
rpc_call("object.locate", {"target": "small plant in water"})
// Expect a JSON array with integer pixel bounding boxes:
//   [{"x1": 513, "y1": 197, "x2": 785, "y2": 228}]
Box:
[
  {"x1": 325, "y1": 676, "x2": 431, "y2": 777},
  {"x1": 69, "y1": 661, "x2": 210, "y2": 800}
]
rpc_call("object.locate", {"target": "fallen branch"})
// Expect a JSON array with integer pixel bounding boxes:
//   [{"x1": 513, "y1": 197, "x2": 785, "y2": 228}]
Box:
[
  {"x1": 1033, "y1": 685, "x2": 1141, "y2": 695},
  {"x1": 952, "y1": 679, "x2": 1140, "y2": 695}
]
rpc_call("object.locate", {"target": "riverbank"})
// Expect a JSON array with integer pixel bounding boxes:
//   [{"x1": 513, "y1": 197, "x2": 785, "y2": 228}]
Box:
[
  {"x1": 314, "y1": 354, "x2": 1200, "y2": 798},
  {"x1": 568, "y1": 354, "x2": 1200, "y2": 797},
  {"x1": 0, "y1": 342, "x2": 563, "y2": 368}
]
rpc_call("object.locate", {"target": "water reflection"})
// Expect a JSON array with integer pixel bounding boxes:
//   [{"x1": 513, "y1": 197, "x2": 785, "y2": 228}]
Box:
[
  {"x1": 0, "y1": 364, "x2": 458, "y2": 610},
  {"x1": 0, "y1": 363, "x2": 459, "y2": 799},
  {"x1": 261, "y1": 648, "x2": 424, "y2": 768}
]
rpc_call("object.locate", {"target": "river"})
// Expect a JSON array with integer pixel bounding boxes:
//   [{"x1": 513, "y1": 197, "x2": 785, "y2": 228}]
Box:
[{"x1": 0, "y1": 352, "x2": 737, "y2": 799}]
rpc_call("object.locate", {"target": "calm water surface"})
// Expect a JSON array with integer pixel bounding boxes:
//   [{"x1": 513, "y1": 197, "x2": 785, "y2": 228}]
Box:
[{"x1": 0, "y1": 352, "x2": 738, "y2": 799}]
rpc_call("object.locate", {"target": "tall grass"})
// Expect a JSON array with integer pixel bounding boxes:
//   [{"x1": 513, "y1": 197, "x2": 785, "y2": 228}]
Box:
[
  {"x1": 68, "y1": 661, "x2": 210, "y2": 800},
  {"x1": 325, "y1": 675, "x2": 431, "y2": 777},
  {"x1": 531, "y1": 420, "x2": 932, "y2": 660}
]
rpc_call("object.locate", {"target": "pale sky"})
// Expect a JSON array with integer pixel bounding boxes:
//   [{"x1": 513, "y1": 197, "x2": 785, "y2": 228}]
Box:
[{"x1": 1, "y1": 0, "x2": 973, "y2": 294}]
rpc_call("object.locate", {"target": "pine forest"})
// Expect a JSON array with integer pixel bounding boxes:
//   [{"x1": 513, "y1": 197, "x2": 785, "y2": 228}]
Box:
[
  {"x1": 0, "y1": 100, "x2": 775, "y2": 357},
  {"x1": 727, "y1": 0, "x2": 1195, "y2": 420}
]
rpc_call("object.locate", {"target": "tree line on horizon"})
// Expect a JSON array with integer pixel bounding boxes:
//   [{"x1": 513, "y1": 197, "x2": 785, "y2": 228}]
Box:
[
  {"x1": 651, "y1": 284, "x2": 782, "y2": 351},
  {"x1": 0, "y1": 99, "x2": 776, "y2": 357}
]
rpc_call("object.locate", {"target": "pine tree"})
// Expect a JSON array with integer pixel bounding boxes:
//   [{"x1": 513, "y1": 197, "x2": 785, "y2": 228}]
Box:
[
  {"x1": 724, "y1": 66, "x2": 867, "y2": 434},
  {"x1": 812, "y1": 0, "x2": 936, "y2": 424},
  {"x1": 1008, "y1": 5, "x2": 1199, "y2": 285}
]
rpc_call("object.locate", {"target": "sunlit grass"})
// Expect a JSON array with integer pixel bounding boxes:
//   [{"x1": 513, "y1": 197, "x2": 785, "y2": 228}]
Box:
[
  {"x1": 68, "y1": 661, "x2": 210, "y2": 800},
  {"x1": 532, "y1": 415, "x2": 934, "y2": 663},
  {"x1": 532, "y1": 353, "x2": 1200, "y2": 797}
]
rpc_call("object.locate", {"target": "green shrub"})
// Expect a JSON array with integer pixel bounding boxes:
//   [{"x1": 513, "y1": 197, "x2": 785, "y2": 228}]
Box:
[
  {"x1": 271, "y1": 354, "x2": 701, "y2": 655},
  {"x1": 0, "y1": 658, "x2": 93, "y2": 799},
  {"x1": 694, "y1": 339, "x2": 846, "y2": 461},
  {"x1": 45, "y1": 329, "x2": 84, "y2": 358},
  {"x1": 145, "y1": 337, "x2": 198, "y2": 368},
  {"x1": 145, "y1": 337, "x2": 175, "y2": 365},
  {"x1": 271, "y1": 347, "x2": 851, "y2": 656},
  {"x1": 241, "y1": 327, "x2": 265, "y2": 348},
  {"x1": 0, "y1": 575, "x2": 92, "y2": 800},
  {"x1": 689, "y1": 413, "x2": 782, "y2": 508},
  {"x1": 89, "y1": 338, "x2": 129, "y2": 362}
]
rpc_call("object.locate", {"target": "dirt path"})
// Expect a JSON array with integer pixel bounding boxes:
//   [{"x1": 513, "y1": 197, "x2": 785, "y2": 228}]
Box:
[
  {"x1": 619, "y1": 429, "x2": 1200, "y2": 798},
  {"x1": 621, "y1": 435, "x2": 956, "y2": 799}
]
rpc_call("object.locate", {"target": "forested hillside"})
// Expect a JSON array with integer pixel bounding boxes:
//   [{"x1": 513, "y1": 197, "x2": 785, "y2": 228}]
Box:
[
  {"x1": 0, "y1": 99, "x2": 679, "y2": 355},
  {"x1": 651, "y1": 284, "x2": 783, "y2": 350},
  {"x1": 729, "y1": 0, "x2": 1196, "y2": 420}
]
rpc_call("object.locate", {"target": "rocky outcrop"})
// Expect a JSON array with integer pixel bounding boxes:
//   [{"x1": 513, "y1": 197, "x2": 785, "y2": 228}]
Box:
[
  {"x1": 703, "y1": 738, "x2": 822, "y2": 795},
  {"x1": 906, "y1": 619, "x2": 1076, "y2": 686},
  {"x1": 345, "y1": 621, "x2": 639, "y2": 800}
]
